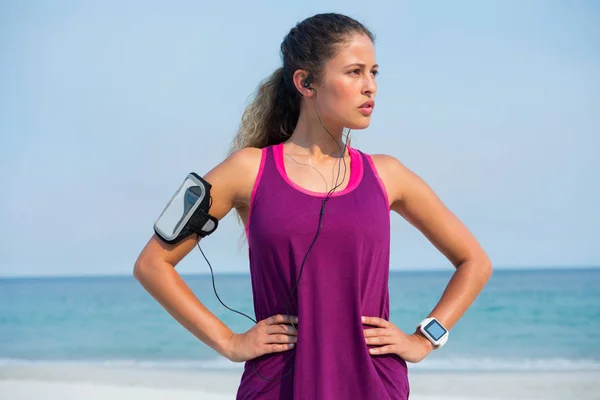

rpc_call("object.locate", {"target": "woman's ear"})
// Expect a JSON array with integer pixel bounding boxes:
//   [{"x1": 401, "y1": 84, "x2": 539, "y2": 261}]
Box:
[{"x1": 292, "y1": 69, "x2": 315, "y2": 97}]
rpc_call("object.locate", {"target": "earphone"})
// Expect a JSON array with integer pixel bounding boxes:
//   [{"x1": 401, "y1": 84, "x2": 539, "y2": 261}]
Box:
[
  {"x1": 303, "y1": 74, "x2": 313, "y2": 89},
  {"x1": 196, "y1": 71, "x2": 350, "y2": 390}
]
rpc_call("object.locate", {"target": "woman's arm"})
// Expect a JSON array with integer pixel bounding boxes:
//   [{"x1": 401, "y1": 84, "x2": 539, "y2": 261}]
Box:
[
  {"x1": 372, "y1": 154, "x2": 492, "y2": 333},
  {"x1": 133, "y1": 147, "x2": 261, "y2": 358}
]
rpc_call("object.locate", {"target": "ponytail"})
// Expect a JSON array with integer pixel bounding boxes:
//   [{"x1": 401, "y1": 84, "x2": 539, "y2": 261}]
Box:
[{"x1": 228, "y1": 68, "x2": 300, "y2": 156}]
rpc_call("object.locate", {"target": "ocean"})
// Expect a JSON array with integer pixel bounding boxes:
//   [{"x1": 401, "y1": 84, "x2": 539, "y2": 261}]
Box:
[{"x1": 1, "y1": 268, "x2": 599, "y2": 373}]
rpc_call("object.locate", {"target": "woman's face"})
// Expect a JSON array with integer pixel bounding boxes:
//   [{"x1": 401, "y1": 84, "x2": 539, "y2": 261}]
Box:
[{"x1": 314, "y1": 33, "x2": 378, "y2": 131}]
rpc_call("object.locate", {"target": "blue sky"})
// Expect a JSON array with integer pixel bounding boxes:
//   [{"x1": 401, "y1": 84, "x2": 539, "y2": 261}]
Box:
[{"x1": 1, "y1": 1, "x2": 598, "y2": 277}]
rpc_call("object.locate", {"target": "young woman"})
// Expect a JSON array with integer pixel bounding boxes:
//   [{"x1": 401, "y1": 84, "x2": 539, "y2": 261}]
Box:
[{"x1": 134, "y1": 13, "x2": 492, "y2": 400}]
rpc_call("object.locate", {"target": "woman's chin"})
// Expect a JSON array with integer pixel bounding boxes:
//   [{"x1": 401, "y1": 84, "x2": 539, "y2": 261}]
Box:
[{"x1": 346, "y1": 119, "x2": 371, "y2": 130}]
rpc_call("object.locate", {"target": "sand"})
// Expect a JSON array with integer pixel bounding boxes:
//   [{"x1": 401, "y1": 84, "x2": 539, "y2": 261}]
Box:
[{"x1": 1, "y1": 364, "x2": 598, "y2": 399}]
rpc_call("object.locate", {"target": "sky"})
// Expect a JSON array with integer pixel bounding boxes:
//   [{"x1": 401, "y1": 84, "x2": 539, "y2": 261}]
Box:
[{"x1": 0, "y1": 0, "x2": 598, "y2": 277}]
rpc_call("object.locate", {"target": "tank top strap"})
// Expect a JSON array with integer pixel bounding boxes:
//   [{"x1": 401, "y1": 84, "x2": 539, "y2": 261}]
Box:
[
  {"x1": 245, "y1": 144, "x2": 283, "y2": 239},
  {"x1": 355, "y1": 149, "x2": 391, "y2": 210}
]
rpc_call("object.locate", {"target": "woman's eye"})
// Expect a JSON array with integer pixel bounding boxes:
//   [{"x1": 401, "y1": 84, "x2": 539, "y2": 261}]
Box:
[
  {"x1": 350, "y1": 69, "x2": 360, "y2": 75},
  {"x1": 372, "y1": 70, "x2": 379, "y2": 77}
]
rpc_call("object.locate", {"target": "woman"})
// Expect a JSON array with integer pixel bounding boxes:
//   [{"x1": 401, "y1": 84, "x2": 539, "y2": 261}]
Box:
[{"x1": 134, "y1": 13, "x2": 492, "y2": 400}]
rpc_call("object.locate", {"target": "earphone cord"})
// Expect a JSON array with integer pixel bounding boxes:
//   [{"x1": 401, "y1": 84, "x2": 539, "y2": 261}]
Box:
[{"x1": 195, "y1": 86, "x2": 351, "y2": 384}]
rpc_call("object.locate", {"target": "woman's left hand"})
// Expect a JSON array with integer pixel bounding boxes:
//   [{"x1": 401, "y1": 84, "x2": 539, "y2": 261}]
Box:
[{"x1": 362, "y1": 316, "x2": 433, "y2": 363}]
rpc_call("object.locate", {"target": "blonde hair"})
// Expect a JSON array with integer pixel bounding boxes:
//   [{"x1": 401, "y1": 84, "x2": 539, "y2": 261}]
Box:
[{"x1": 227, "y1": 68, "x2": 296, "y2": 156}]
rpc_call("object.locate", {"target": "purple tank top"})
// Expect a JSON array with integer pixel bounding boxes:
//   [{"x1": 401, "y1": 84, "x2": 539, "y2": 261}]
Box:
[{"x1": 236, "y1": 142, "x2": 410, "y2": 399}]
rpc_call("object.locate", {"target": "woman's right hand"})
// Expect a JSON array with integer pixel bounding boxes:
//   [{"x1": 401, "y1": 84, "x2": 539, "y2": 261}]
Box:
[{"x1": 223, "y1": 314, "x2": 299, "y2": 363}]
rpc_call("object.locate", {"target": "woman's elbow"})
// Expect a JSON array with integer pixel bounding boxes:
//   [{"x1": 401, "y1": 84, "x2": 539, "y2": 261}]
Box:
[
  {"x1": 133, "y1": 255, "x2": 154, "y2": 282},
  {"x1": 459, "y1": 251, "x2": 493, "y2": 283},
  {"x1": 133, "y1": 258, "x2": 144, "y2": 281},
  {"x1": 477, "y1": 253, "x2": 493, "y2": 283}
]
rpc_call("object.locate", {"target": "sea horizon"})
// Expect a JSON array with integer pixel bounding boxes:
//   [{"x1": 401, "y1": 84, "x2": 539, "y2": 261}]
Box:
[{"x1": 1, "y1": 264, "x2": 599, "y2": 280}]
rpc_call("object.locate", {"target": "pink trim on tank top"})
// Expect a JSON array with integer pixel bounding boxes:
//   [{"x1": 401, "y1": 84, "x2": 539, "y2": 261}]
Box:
[
  {"x1": 365, "y1": 154, "x2": 391, "y2": 209},
  {"x1": 245, "y1": 147, "x2": 267, "y2": 240},
  {"x1": 274, "y1": 142, "x2": 363, "y2": 198}
]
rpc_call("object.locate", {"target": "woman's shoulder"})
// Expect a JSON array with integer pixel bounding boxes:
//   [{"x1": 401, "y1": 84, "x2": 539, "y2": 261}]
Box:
[
  {"x1": 362, "y1": 152, "x2": 419, "y2": 207},
  {"x1": 218, "y1": 146, "x2": 265, "y2": 208},
  {"x1": 227, "y1": 146, "x2": 264, "y2": 167},
  {"x1": 220, "y1": 146, "x2": 265, "y2": 183},
  {"x1": 362, "y1": 152, "x2": 404, "y2": 175}
]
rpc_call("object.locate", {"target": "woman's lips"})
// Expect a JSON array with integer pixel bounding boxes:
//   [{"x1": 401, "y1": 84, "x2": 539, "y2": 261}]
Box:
[
  {"x1": 358, "y1": 100, "x2": 375, "y2": 116},
  {"x1": 358, "y1": 105, "x2": 374, "y2": 115}
]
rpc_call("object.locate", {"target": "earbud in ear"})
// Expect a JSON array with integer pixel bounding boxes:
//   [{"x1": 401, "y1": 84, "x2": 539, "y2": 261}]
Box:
[{"x1": 303, "y1": 75, "x2": 312, "y2": 89}]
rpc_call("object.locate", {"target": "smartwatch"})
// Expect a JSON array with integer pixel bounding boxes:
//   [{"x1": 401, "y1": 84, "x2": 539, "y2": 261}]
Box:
[{"x1": 417, "y1": 317, "x2": 449, "y2": 349}]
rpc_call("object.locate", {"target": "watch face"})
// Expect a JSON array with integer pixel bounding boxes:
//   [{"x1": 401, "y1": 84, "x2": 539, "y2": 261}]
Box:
[{"x1": 424, "y1": 319, "x2": 447, "y2": 341}]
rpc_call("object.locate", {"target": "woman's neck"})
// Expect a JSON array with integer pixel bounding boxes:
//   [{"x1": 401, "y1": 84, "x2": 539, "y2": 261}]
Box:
[{"x1": 286, "y1": 113, "x2": 350, "y2": 160}]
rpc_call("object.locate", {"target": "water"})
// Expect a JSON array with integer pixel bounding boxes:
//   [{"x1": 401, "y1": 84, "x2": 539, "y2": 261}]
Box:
[{"x1": 1, "y1": 268, "x2": 599, "y2": 372}]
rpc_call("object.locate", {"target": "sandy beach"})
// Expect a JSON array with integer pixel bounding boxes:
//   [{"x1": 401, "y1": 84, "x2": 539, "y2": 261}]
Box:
[{"x1": 1, "y1": 364, "x2": 598, "y2": 400}]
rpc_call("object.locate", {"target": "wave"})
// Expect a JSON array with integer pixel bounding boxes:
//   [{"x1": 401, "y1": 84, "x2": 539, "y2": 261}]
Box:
[
  {"x1": 412, "y1": 356, "x2": 600, "y2": 372},
  {"x1": 0, "y1": 356, "x2": 598, "y2": 372},
  {"x1": 0, "y1": 357, "x2": 244, "y2": 371}
]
